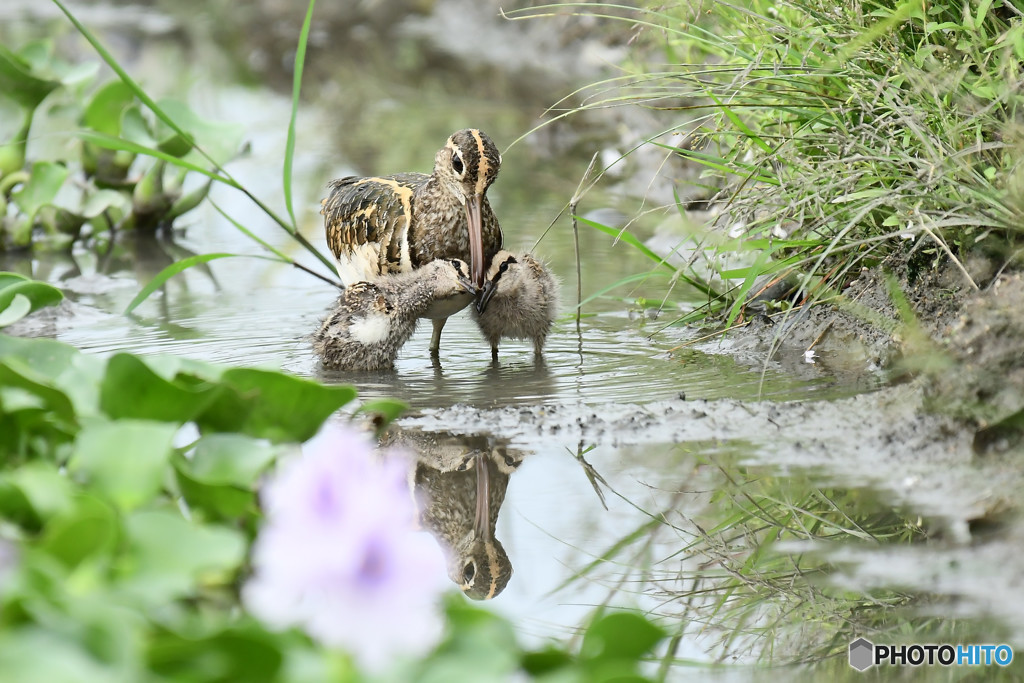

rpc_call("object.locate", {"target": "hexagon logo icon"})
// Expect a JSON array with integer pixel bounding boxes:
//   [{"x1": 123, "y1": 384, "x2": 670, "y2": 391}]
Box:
[{"x1": 849, "y1": 638, "x2": 874, "y2": 671}]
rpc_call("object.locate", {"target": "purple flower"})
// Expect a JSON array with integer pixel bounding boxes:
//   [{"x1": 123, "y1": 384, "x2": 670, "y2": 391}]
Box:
[{"x1": 244, "y1": 423, "x2": 447, "y2": 670}]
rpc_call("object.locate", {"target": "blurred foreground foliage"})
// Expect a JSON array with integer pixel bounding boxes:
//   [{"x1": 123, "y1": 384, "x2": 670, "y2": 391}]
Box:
[{"x1": 0, "y1": 283, "x2": 666, "y2": 683}]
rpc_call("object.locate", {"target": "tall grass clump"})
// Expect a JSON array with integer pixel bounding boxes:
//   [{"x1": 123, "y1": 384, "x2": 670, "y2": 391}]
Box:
[{"x1": 513, "y1": 1, "x2": 1024, "y2": 324}]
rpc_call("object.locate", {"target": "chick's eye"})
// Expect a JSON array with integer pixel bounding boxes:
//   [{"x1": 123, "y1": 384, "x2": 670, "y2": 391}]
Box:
[
  {"x1": 462, "y1": 562, "x2": 476, "y2": 584},
  {"x1": 499, "y1": 261, "x2": 510, "y2": 273},
  {"x1": 452, "y1": 152, "x2": 464, "y2": 175}
]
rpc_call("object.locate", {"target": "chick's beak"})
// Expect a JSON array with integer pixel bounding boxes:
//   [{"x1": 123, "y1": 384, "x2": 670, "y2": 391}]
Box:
[
  {"x1": 464, "y1": 194, "x2": 485, "y2": 288},
  {"x1": 457, "y1": 273, "x2": 476, "y2": 296},
  {"x1": 476, "y1": 279, "x2": 496, "y2": 314}
]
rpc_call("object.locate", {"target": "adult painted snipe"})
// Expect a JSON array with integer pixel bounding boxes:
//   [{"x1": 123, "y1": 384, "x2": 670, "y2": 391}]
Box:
[{"x1": 321, "y1": 129, "x2": 503, "y2": 354}]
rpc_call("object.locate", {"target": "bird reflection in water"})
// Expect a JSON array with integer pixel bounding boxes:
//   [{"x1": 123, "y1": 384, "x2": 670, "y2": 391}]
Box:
[{"x1": 380, "y1": 428, "x2": 523, "y2": 600}]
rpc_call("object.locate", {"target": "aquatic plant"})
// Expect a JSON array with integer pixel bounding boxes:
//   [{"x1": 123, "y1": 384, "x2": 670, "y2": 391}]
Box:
[
  {"x1": 0, "y1": 39, "x2": 238, "y2": 250},
  {"x1": 0, "y1": 0, "x2": 341, "y2": 311},
  {"x1": 0, "y1": 272, "x2": 62, "y2": 328}
]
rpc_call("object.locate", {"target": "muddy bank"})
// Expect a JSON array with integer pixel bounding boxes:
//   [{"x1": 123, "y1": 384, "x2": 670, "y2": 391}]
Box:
[{"x1": 707, "y1": 252, "x2": 1024, "y2": 436}]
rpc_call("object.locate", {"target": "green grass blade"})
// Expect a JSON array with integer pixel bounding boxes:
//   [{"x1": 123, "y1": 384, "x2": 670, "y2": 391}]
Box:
[
  {"x1": 577, "y1": 216, "x2": 721, "y2": 299},
  {"x1": 576, "y1": 216, "x2": 676, "y2": 271},
  {"x1": 210, "y1": 201, "x2": 290, "y2": 261},
  {"x1": 577, "y1": 271, "x2": 673, "y2": 309},
  {"x1": 705, "y1": 90, "x2": 772, "y2": 154},
  {"x1": 284, "y1": 0, "x2": 316, "y2": 228},
  {"x1": 76, "y1": 130, "x2": 237, "y2": 188},
  {"x1": 124, "y1": 252, "x2": 267, "y2": 315}
]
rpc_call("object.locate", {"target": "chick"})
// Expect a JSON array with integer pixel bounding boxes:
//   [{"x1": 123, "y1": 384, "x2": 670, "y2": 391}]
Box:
[
  {"x1": 314, "y1": 259, "x2": 475, "y2": 370},
  {"x1": 473, "y1": 251, "x2": 558, "y2": 359}
]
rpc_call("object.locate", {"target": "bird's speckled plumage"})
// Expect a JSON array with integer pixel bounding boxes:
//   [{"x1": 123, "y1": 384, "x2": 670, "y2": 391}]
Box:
[
  {"x1": 474, "y1": 251, "x2": 558, "y2": 358},
  {"x1": 321, "y1": 129, "x2": 503, "y2": 287},
  {"x1": 313, "y1": 259, "x2": 474, "y2": 371}
]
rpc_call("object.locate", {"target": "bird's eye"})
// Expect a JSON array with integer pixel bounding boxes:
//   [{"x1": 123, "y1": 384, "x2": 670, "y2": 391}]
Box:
[
  {"x1": 452, "y1": 151, "x2": 465, "y2": 176},
  {"x1": 462, "y1": 562, "x2": 476, "y2": 584},
  {"x1": 499, "y1": 261, "x2": 511, "y2": 273}
]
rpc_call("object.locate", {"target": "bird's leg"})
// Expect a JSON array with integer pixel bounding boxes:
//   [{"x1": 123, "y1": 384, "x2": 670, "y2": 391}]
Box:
[
  {"x1": 490, "y1": 344, "x2": 499, "y2": 361},
  {"x1": 429, "y1": 318, "x2": 446, "y2": 357}
]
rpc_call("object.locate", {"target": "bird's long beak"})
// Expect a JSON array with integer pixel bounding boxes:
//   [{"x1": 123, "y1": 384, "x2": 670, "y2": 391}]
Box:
[
  {"x1": 457, "y1": 273, "x2": 476, "y2": 295},
  {"x1": 473, "y1": 451, "x2": 491, "y2": 543},
  {"x1": 464, "y1": 194, "x2": 485, "y2": 288},
  {"x1": 476, "y1": 279, "x2": 496, "y2": 314}
]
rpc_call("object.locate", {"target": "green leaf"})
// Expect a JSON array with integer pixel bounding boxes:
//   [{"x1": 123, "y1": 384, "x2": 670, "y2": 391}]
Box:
[
  {"x1": 148, "y1": 625, "x2": 284, "y2": 683},
  {"x1": 705, "y1": 89, "x2": 772, "y2": 154},
  {"x1": 80, "y1": 189, "x2": 131, "y2": 219},
  {"x1": 172, "y1": 463, "x2": 256, "y2": 520},
  {"x1": 10, "y1": 161, "x2": 70, "y2": 219},
  {"x1": 520, "y1": 648, "x2": 574, "y2": 676},
  {"x1": 197, "y1": 368, "x2": 357, "y2": 442},
  {"x1": 0, "y1": 293, "x2": 31, "y2": 327},
  {"x1": 99, "y1": 353, "x2": 222, "y2": 423},
  {"x1": 180, "y1": 433, "x2": 281, "y2": 487},
  {"x1": 422, "y1": 599, "x2": 521, "y2": 679},
  {"x1": 0, "y1": 43, "x2": 61, "y2": 111},
  {"x1": 0, "y1": 272, "x2": 28, "y2": 289},
  {"x1": 0, "y1": 278, "x2": 64, "y2": 316},
  {"x1": 0, "y1": 355, "x2": 77, "y2": 423},
  {"x1": 1, "y1": 461, "x2": 75, "y2": 522},
  {"x1": 580, "y1": 612, "x2": 665, "y2": 664},
  {"x1": 974, "y1": 0, "x2": 994, "y2": 29},
  {"x1": 83, "y1": 80, "x2": 135, "y2": 136},
  {"x1": 0, "y1": 333, "x2": 78, "y2": 379},
  {"x1": 170, "y1": 432, "x2": 281, "y2": 519},
  {"x1": 39, "y1": 494, "x2": 119, "y2": 569},
  {"x1": 0, "y1": 629, "x2": 120, "y2": 683},
  {"x1": 119, "y1": 509, "x2": 246, "y2": 605},
  {"x1": 354, "y1": 398, "x2": 408, "y2": 432},
  {"x1": 122, "y1": 252, "x2": 238, "y2": 315},
  {"x1": 52, "y1": 0, "x2": 204, "y2": 166},
  {"x1": 153, "y1": 99, "x2": 243, "y2": 165},
  {"x1": 68, "y1": 420, "x2": 177, "y2": 509},
  {"x1": 0, "y1": 335, "x2": 105, "y2": 418},
  {"x1": 119, "y1": 104, "x2": 156, "y2": 147}
]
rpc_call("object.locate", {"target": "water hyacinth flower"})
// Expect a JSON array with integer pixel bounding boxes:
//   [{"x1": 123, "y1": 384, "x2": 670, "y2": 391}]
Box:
[{"x1": 244, "y1": 423, "x2": 448, "y2": 670}]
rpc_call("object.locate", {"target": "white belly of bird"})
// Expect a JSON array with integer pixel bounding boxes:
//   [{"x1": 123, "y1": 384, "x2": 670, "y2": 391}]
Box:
[
  {"x1": 422, "y1": 293, "x2": 474, "y2": 320},
  {"x1": 349, "y1": 314, "x2": 393, "y2": 345}
]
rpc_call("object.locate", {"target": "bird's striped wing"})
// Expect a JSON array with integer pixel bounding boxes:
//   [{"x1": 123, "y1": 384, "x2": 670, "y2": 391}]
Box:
[{"x1": 321, "y1": 173, "x2": 427, "y2": 285}]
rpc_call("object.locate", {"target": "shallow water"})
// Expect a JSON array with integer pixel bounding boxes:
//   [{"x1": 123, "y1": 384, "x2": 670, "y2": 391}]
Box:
[{"x1": 3, "y1": 4, "x2": 1019, "y2": 677}]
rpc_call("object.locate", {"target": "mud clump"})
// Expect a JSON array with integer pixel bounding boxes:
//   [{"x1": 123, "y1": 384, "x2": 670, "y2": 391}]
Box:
[{"x1": 927, "y1": 273, "x2": 1024, "y2": 435}]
